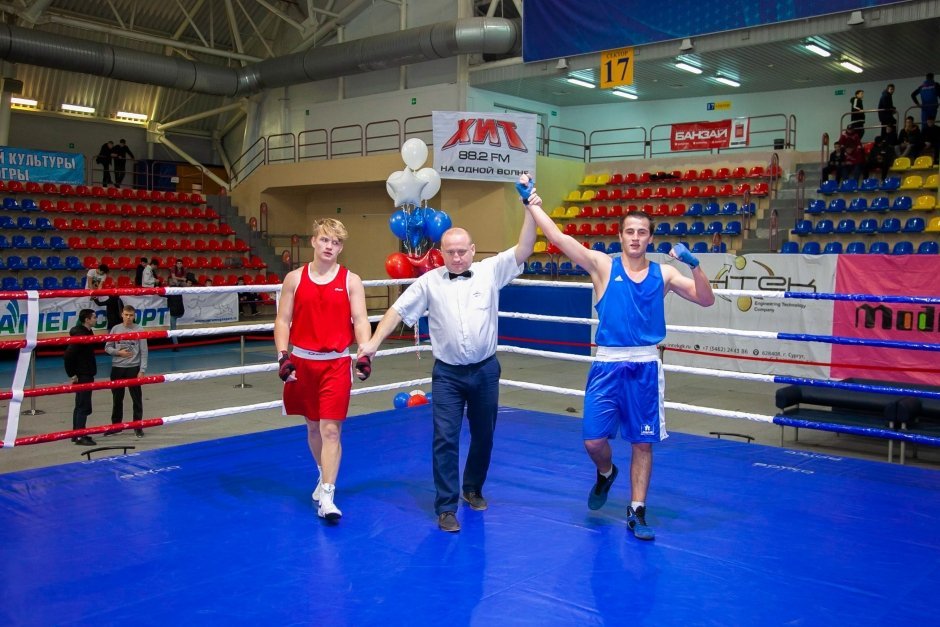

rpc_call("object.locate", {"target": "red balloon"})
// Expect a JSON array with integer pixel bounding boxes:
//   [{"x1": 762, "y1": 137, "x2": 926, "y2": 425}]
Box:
[
  {"x1": 406, "y1": 250, "x2": 442, "y2": 276},
  {"x1": 427, "y1": 248, "x2": 444, "y2": 268},
  {"x1": 406, "y1": 394, "x2": 429, "y2": 407},
  {"x1": 385, "y1": 252, "x2": 416, "y2": 279}
]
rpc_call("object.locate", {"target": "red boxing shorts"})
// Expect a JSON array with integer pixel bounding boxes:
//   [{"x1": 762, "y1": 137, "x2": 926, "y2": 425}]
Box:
[{"x1": 282, "y1": 354, "x2": 353, "y2": 422}]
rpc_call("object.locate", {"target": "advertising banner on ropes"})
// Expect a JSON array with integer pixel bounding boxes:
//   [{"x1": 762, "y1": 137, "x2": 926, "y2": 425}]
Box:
[
  {"x1": 432, "y1": 111, "x2": 537, "y2": 182},
  {"x1": 670, "y1": 119, "x2": 750, "y2": 152},
  {"x1": 660, "y1": 253, "x2": 837, "y2": 378}
]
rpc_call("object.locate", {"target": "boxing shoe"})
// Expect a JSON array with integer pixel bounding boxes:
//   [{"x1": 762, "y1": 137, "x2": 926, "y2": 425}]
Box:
[
  {"x1": 311, "y1": 480, "x2": 322, "y2": 502},
  {"x1": 627, "y1": 505, "x2": 655, "y2": 541},
  {"x1": 587, "y1": 464, "x2": 618, "y2": 510},
  {"x1": 317, "y1": 484, "x2": 342, "y2": 522}
]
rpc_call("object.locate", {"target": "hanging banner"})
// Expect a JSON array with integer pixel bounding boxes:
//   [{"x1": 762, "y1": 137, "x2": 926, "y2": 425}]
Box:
[
  {"x1": 0, "y1": 147, "x2": 84, "y2": 184},
  {"x1": 671, "y1": 120, "x2": 729, "y2": 151},
  {"x1": 432, "y1": 111, "x2": 537, "y2": 182}
]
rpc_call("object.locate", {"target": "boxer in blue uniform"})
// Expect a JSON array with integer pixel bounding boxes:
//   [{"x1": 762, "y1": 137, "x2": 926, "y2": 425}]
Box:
[{"x1": 524, "y1": 203, "x2": 715, "y2": 540}]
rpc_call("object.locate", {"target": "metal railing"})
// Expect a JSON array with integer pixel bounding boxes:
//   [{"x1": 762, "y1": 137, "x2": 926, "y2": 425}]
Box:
[{"x1": 587, "y1": 126, "x2": 647, "y2": 162}]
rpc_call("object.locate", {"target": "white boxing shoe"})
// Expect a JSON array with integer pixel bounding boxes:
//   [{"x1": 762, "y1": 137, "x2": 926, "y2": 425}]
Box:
[
  {"x1": 311, "y1": 480, "x2": 322, "y2": 502},
  {"x1": 317, "y1": 484, "x2": 342, "y2": 522}
]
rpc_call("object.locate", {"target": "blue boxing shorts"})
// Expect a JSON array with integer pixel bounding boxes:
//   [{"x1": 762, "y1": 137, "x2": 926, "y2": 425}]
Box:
[{"x1": 582, "y1": 345, "x2": 667, "y2": 443}]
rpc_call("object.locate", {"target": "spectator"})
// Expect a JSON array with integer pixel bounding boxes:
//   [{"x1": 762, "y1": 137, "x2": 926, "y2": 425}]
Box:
[
  {"x1": 86, "y1": 263, "x2": 109, "y2": 289},
  {"x1": 170, "y1": 259, "x2": 187, "y2": 286},
  {"x1": 864, "y1": 136, "x2": 893, "y2": 180},
  {"x1": 911, "y1": 72, "x2": 938, "y2": 129},
  {"x1": 837, "y1": 127, "x2": 861, "y2": 152},
  {"x1": 841, "y1": 142, "x2": 865, "y2": 182},
  {"x1": 96, "y1": 140, "x2": 115, "y2": 187},
  {"x1": 882, "y1": 124, "x2": 899, "y2": 150},
  {"x1": 166, "y1": 275, "x2": 189, "y2": 352},
  {"x1": 922, "y1": 117, "x2": 940, "y2": 161},
  {"x1": 112, "y1": 139, "x2": 135, "y2": 189},
  {"x1": 92, "y1": 293, "x2": 124, "y2": 331},
  {"x1": 141, "y1": 258, "x2": 159, "y2": 287},
  {"x1": 849, "y1": 89, "x2": 865, "y2": 138},
  {"x1": 134, "y1": 257, "x2": 148, "y2": 287},
  {"x1": 710, "y1": 232, "x2": 725, "y2": 253},
  {"x1": 878, "y1": 84, "x2": 897, "y2": 136},
  {"x1": 897, "y1": 116, "x2": 923, "y2": 158},
  {"x1": 821, "y1": 142, "x2": 845, "y2": 182},
  {"x1": 237, "y1": 278, "x2": 260, "y2": 317},
  {"x1": 64, "y1": 308, "x2": 98, "y2": 446},
  {"x1": 104, "y1": 305, "x2": 148, "y2": 438}
]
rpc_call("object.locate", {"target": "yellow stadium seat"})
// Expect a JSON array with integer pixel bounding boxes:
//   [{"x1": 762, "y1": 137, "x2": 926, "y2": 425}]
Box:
[
  {"x1": 565, "y1": 206, "x2": 580, "y2": 218},
  {"x1": 580, "y1": 174, "x2": 597, "y2": 186},
  {"x1": 565, "y1": 190, "x2": 582, "y2": 202},
  {"x1": 912, "y1": 155, "x2": 935, "y2": 170},
  {"x1": 594, "y1": 174, "x2": 611, "y2": 186},
  {"x1": 581, "y1": 189, "x2": 596, "y2": 201},
  {"x1": 900, "y1": 175, "x2": 924, "y2": 190},
  {"x1": 533, "y1": 240, "x2": 547, "y2": 253},
  {"x1": 926, "y1": 217, "x2": 940, "y2": 233},
  {"x1": 923, "y1": 174, "x2": 939, "y2": 189},
  {"x1": 890, "y1": 157, "x2": 911, "y2": 171},
  {"x1": 550, "y1": 206, "x2": 567, "y2": 218},
  {"x1": 914, "y1": 195, "x2": 937, "y2": 211}
]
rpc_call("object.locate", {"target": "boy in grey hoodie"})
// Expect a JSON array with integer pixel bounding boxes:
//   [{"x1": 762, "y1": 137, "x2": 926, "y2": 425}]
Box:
[{"x1": 104, "y1": 305, "x2": 149, "y2": 437}]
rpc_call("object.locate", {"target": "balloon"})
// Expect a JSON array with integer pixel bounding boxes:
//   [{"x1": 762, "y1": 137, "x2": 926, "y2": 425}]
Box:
[
  {"x1": 427, "y1": 248, "x2": 444, "y2": 268},
  {"x1": 410, "y1": 389, "x2": 424, "y2": 396},
  {"x1": 425, "y1": 393, "x2": 433, "y2": 403},
  {"x1": 415, "y1": 167, "x2": 441, "y2": 200},
  {"x1": 389, "y1": 209, "x2": 407, "y2": 240},
  {"x1": 386, "y1": 169, "x2": 427, "y2": 207},
  {"x1": 407, "y1": 394, "x2": 429, "y2": 407},
  {"x1": 401, "y1": 138, "x2": 429, "y2": 170},
  {"x1": 407, "y1": 249, "x2": 440, "y2": 276},
  {"x1": 385, "y1": 252, "x2": 416, "y2": 279},
  {"x1": 393, "y1": 392, "x2": 410, "y2": 409},
  {"x1": 408, "y1": 229, "x2": 424, "y2": 253},
  {"x1": 426, "y1": 210, "x2": 452, "y2": 243}
]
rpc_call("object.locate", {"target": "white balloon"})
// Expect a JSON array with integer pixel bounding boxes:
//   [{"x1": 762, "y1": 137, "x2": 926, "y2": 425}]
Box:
[
  {"x1": 386, "y1": 169, "x2": 427, "y2": 207},
  {"x1": 401, "y1": 138, "x2": 428, "y2": 170},
  {"x1": 415, "y1": 167, "x2": 441, "y2": 200}
]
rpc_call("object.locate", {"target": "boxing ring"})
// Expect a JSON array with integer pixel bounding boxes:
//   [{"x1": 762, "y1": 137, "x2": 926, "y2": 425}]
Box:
[{"x1": 1, "y1": 279, "x2": 939, "y2": 624}]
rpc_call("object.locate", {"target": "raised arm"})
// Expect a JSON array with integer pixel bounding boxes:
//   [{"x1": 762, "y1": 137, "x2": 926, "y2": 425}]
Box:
[
  {"x1": 524, "y1": 197, "x2": 607, "y2": 272},
  {"x1": 513, "y1": 198, "x2": 537, "y2": 266},
  {"x1": 664, "y1": 244, "x2": 715, "y2": 307}
]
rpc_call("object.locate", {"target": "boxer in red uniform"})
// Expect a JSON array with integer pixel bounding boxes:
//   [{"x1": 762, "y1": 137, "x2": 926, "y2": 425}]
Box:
[{"x1": 274, "y1": 218, "x2": 372, "y2": 522}]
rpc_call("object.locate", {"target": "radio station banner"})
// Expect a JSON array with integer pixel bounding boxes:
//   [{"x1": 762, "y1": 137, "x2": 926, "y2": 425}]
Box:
[
  {"x1": 0, "y1": 293, "x2": 237, "y2": 336},
  {"x1": 432, "y1": 111, "x2": 537, "y2": 182},
  {"x1": 0, "y1": 147, "x2": 84, "y2": 184},
  {"x1": 670, "y1": 118, "x2": 750, "y2": 152}
]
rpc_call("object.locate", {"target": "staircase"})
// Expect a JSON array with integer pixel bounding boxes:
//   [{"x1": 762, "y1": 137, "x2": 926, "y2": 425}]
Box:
[
  {"x1": 207, "y1": 195, "x2": 283, "y2": 277},
  {"x1": 737, "y1": 163, "x2": 819, "y2": 254}
]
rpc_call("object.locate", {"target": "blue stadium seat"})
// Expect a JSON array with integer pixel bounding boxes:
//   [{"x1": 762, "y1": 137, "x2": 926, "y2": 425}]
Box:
[
  {"x1": 591, "y1": 241, "x2": 606, "y2": 252},
  {"x1": 870, "y1": 196, "x2": 890, "y2": 211},
  {"x1": 685, "y1": 203, "x2": 703, "y2": 216},
  {"x1": 30, "y1": 235, "x2": 49, "y2": 249},
  {"x1": 654, "y1": 222, "x2": 670, "y2": 236},
  {"x1": 21, "y1": 276, "x2": 40, "y2": 290},
  {"x1": 42, "y1": 276, "x2": 60, "y2": 290},
  {"x1": 21, "y1": 198, "x2": 38, "y2": 211},
  {"x1": 856, "y1": 219, "x2": 878, "y2": 235},
  {"x1": 691, "y1": 242, "x2": 708, "y2": 254},
  {"x1": 543, "y1": 261, "x2": 557, "y2": 276},
  {"x1": 64, "y1": 255, "x2": 83, "y2": 270},
  {"x1": 835, "y1": 219, "x2": 855, "y2": 234},
  {"x1": 0, "y1": 215, "x2": 13, "y2": 229},
  {"x1": 16, "y1": 216, "x2": 36, "y2": 230},
  {"x1": 801, "y1": 241, "x2": 821, "y2": 254},
  {"x1": 2, "y1": 277, "x2": 19, "y2": 290},
  {"x1": 902, "y1": 217, "x2": 925, "y2": 233},
  {"x1": 11, "y1": 235, "x2": 30, "y2": 248},
  {"x1": 556, "y1": 261, "x2": 573, "y2": 275},
  {"x1": 688, "y1": 221, "x2": 705, "y2": 236},
  {"x1": 2, "y1": 197, "x2": 18, "y2": 210},
  {"x1": 35, "y1": 217, "x2": 53, "y2": 230},
  {"x1": 823, "y1": 241, "x2": 843, "y2": 254},
  {"x1": 813, "y1": 219, "x2": 834, "y2": 235},
  {"x1": 720, "y1": 202, "x2": 737, "y2": 215},
  {"x1": 740, "y1": 202, "x2": 756, "y2": 215},
  {"x1": 917, "y1": 241, "x2": 939, "y2": 254},
  {"x1": 524, "y1": 261, "x2": 541, "y2": 275},
  {"x1": 606, "y1": 241, "x2": 622, "y2": 254},
  {"x1": 780, "y1": 241, "x2": 799, "y2": 254},
  {"x1": 703, "y1": 202, "x2": 719, "y2": 216},
  {"x1": 672, "y1": 222, "x2": 688, "y2": 236},
  {"x1": 50, "y1": 236, "x2": 68, "y2": 250},
  {"x1": 838, "y1": 178, "x2": 858, "y2": 194},
  {"x1": 846, "y1": 241, "x2": 866, "y2": 254},
  {"x1": 791, "y1": 220, "x2": 812, "y2": 236},
  {"x1": 892, "y1": 196, "x2": 913, "y2": 211},
  {"x1": 646, "y1": 243, "x2": 655, "y2": 252},
  {"x1": 847, "y1": 197, "x2": 868, "y2": 212},
  {"x1": 705, "y1": 221, "x2": 723, "y2": 234},
  {"x1": 827, "y1": 198, "x2": 846, "y2": 213},
  {"x1": 806, "y1": 199, "x2": 826, "y2": 214},
  {"x1": 0, "y1": 235, "x2": 10, "y2": 249},
  {"x1": 879, "y1": 218, "x2": 901, "y2": 234},
  {"x1": 859, "y1": 177, "x2": 880, "y2": 192},
  {"x1": 892, "y1": 241, "x2": 914, "y2": 255},
  {"x1": 656, "y1": 242, "x2": 672, "y2": 254},
  {"x1": 880, "y1": 176, "x2": 901, "y2": 192},
  {"x1": 61, "y1": 276, "x2": 79, "y2": 289},
  {"x1": 6, "y1": 254, "x2": 25, "y2": 270},
  {"x1": 817, "y1": 179, "x2": 838, "y2": 195},
  {"x1": 26, "y1": 255, "x2": 45, "y2": 270},
  {"x1": 869, "y1": 241, "x2": 890, "y2": 254},
  {"x1": 46, "y1": 255, "x2": 65, "y2": 270},
  {"x1": 723, "y1": 220, "x2": 741, "y2": 235}
]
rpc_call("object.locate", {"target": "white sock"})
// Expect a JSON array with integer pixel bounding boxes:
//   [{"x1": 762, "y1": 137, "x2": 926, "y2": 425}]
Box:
[
  {"x1": 317, "y1": 465, "x2": 322, "y2": 479},
  {"x1": 631, "y1": 500, "x2": 645, "y2": 511},
  {"x1": 600, "y1": 467, "x2": 613, "y2": 479}
]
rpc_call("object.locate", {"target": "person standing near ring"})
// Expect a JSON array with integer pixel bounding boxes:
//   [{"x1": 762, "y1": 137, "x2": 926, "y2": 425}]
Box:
[
  {"x1": 358, "y1": 194, "x2": 537, "y2": 533},
  {"x1": 104, "y1": 305, "x2": 148, "y2": 438},
  {"x1": 525, "y1": 203, "x2": 714, "y2": 540}
]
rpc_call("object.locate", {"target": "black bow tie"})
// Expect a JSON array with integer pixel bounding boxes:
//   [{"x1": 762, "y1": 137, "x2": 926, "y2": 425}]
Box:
[{"x1": 448, "y1": 270, "x2": 472, "y2": 280}]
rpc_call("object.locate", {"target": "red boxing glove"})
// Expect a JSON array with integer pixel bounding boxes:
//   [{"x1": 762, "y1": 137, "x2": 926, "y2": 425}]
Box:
[
  {"x1": 278, "y1": 350, "x2": 296, "y2": 382},
  {"x1": 355, "y1": 356, "x2": 372, "y2": 381}
]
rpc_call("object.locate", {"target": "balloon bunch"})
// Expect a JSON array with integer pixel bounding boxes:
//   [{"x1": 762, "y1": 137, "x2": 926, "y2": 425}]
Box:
[
  {"x1": 384, "y1": 139, "x2": 451, "y2": 279},
  {"x1": 393, "y1": 389, "x2": 432, "y2": 408}
]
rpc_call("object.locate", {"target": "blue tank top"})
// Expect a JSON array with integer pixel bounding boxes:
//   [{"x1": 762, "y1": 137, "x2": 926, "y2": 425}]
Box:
[{"x1": 594, "y1": 258, "x2": 666, "y2": 347}]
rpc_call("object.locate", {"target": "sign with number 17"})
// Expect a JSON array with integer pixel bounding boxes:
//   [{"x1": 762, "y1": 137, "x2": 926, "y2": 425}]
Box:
[{"x1": 600, "y1": 47, "x2": 634, "y2": 88}]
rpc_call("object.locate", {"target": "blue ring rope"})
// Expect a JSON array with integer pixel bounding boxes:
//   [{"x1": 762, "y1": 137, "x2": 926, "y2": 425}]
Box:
[
  {"x1": 772, "y1": 375, "x2": 940, "y2": 400},
  {"x1": 783, "y1": 291, "x2": 940, "y2": 305},
  {"x1": 777, "y1": 332, "x2": 940, "y2": 352},
  {"x1": 773, "y1": 416, "x2": 940, "y2": 446}
]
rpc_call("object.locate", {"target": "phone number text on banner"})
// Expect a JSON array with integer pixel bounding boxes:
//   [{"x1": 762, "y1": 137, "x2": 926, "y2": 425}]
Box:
[{"x1": 432, "y1": 111, "x2": 537, "y2": 182}]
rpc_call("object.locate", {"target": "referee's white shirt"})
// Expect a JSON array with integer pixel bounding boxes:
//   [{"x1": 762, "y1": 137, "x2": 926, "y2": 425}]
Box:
[{"x1": 393, "y1": 248, "x2": 523, "y2": 366}]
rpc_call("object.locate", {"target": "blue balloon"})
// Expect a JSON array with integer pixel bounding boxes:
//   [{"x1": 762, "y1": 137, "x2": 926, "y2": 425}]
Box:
[
  {"x1": 409, "y1": 229, "x2": 424, "y2": 251},
  {"x1": 389, "y1": 210, "x2": 407, "y2": 240},
  {"x1": 426, "y1": 210, "x2": 452, "y2": 243},
  {"x1": 408, "y1": 207, "x2": 426, "y2": 231},
  {"x1": 425, "y1": 393, "x2": 433, "y2": 403},
  {"x1": 393, "y1": 392, "x2": 410, "y2": 409}
]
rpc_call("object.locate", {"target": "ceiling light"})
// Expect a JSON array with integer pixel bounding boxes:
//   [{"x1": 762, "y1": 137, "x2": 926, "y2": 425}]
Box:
[
  {"x1": 803, "y1": 42, "x2": 831, "y2": 58},
  {"x1": 612, "y1": 90, "x2": 638, "y2": 100},
  {"x1": 10, "y1": 97, "x2": 37, "y2": 107},
  {"x1": 566, "y1": 77, "x2": 595, "y2": 89},
  {"x1": 715, "y1": 76, "x2": 741, "y2": 87},
  {"x1": 846, "y1": 10, "x2": 864, "y2": 26},
  {"x1": 675, "y1": 61, "x2": 702, "y2": 75},
  {"x1": 61, "y1": 103, "x2": 95, "y2": 114},
  {"x1": 117, "y1": 111, "x2": 148, "y2": 121},
  {"x1": 839, "y1": 59, "x2": 864, "y2": 73}
]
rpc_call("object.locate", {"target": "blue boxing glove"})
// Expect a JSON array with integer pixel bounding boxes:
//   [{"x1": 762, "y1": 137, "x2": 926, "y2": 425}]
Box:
[
  {"x1": 515, "y1": 173, "x2": 535, "y2": 205},
  {"x1": 671, "y1": 242, "x2": 700, "y2": 268}
]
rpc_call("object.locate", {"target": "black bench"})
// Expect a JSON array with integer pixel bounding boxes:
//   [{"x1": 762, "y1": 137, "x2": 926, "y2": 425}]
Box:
[{"x1": 893, "y1": 385, "x2": 940, "y2": 464}]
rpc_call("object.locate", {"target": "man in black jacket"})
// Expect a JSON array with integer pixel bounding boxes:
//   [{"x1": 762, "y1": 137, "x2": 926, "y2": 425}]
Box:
[
  {"x1": 96, "y1": 141, "x2": 115, "y2": 187},
  {"x1": 878, "y1": 84, "x2": 896, "y2": 137},
  {"x1": 64, "y1": 308, "x2": 98, "y2": 445},
  {"x1": 113, "y1": 139, "x2": 135, "y2": 188}
]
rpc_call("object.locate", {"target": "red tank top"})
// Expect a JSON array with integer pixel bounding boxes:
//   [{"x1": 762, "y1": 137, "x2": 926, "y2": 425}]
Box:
[{"x1": 289, "y1": 264, "x2": 353, "y2": 352}]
